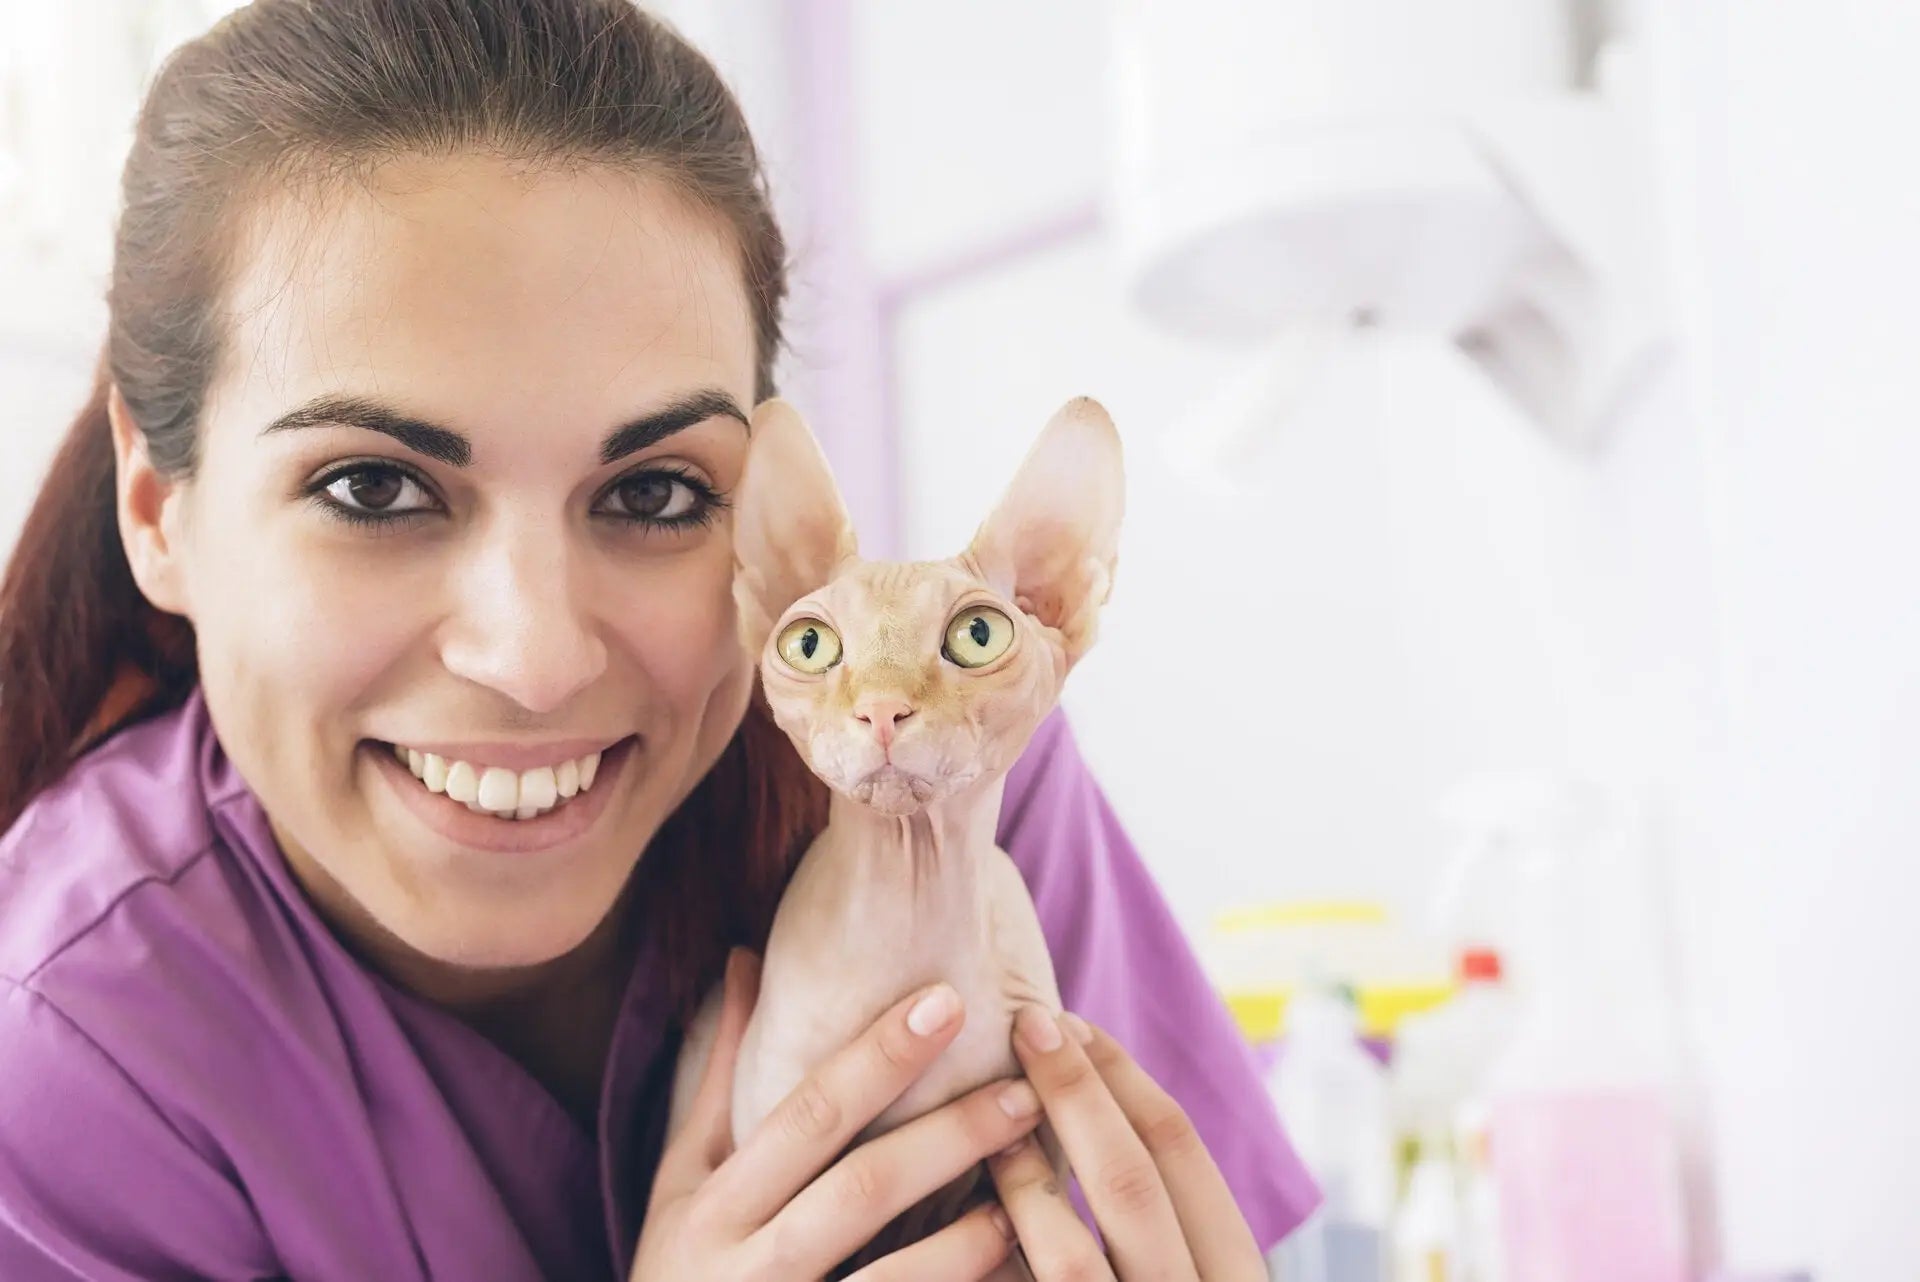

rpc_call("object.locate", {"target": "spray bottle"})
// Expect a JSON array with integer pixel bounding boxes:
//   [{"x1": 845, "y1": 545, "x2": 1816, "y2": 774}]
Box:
[
  {"x1": 1269, "y1": 976, "x2": 1393, "y2": 1282},
  {"x1": 1431, "y1": 772, "x2": 1691, "y2": 1282}
]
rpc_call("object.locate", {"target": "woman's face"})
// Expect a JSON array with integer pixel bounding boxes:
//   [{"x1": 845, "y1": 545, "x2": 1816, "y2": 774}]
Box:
[{"x1": 139, "y1": 156, "x2": 758, "y2": 977}]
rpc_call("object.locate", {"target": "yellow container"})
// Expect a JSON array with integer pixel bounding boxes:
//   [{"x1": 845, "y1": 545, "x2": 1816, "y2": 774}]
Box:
[
  {"x1": 1208, "y1": 900, "x2": 1455, "y2": 1043},
  {"x1": 1223, "y1": 981, "x2": 1457, "y2": 1043}
]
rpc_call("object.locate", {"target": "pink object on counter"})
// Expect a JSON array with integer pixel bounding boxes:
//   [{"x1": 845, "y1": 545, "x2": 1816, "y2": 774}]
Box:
[{"x1": 1491, "y1": 1089, "x2": 1690, "y2": 1282}]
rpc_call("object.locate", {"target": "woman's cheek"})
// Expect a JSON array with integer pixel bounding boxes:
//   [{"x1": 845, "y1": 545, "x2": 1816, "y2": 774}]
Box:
[
  {"x1": 267, "y1": 546, "x2": 434, "y2": 697},
  {"x1": 610, "y1": 548, "x2": 740, "y2": 703}
]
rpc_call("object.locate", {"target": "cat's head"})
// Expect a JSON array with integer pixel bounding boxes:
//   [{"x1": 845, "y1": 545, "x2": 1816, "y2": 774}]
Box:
[{"x1": 733, "y1": 397, "x2": 1124, "y2": 817}]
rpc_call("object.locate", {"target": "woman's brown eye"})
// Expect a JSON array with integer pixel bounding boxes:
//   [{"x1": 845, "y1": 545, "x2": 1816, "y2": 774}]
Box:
[
  {"x1": 611, "y1": 473, "x2": 700, "y2": 522},
  {"x1": 619, "y1": 475, "x2": 675, "y2": 518},
  {"x1": 345, "y1": 469, "x2": 403, "y2": 510},
  {"x1": 322, "y1": 465, "x2": 426, "y2": 514}
]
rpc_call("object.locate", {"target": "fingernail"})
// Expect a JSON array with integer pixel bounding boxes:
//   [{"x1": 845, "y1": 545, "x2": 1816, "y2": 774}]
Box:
[
  {"x1": 997, "y1": 1081, "x2": 1041, "y2": 1119},
  {"x1": 990, "y1": 1205, "x2": 1015, "y2": 1240},
  {"x1": 907, "y1": 984, "x2": 962, "y2": 1036},
  {"x1": 1016, "y1": 1004, "x2": 1063, "y2": 1054},
  {"x1": 995, "y1": 1136, "x2": 1032, "y2": 1161},
  {"x1": 1062, "y1": 1012, "x2": 1094, "y2": 1045}
]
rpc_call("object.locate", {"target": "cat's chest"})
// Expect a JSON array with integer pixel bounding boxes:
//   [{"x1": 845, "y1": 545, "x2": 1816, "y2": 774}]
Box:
[
  {"x1": 865, "y1": 920, "x2": 1066, "y2": 1135},
  {"x1": 733, "y1": 844, "x2": 1059, "y2": 1142}
]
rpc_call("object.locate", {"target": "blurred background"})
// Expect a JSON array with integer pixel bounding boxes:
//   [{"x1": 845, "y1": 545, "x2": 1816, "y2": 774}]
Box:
[{"x1": 2, "y1": 2, "x2": 1913, "y2": 1280}]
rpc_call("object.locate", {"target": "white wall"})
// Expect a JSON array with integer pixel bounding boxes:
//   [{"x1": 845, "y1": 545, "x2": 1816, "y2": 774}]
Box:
[
  {"x1": 1650, "y1": 1, "x2": 1920, "y2": 1276},
  {"x1": 853, "y1": 0, "x2": 1107, "y2": 280},
  {"x1": 0, "y1": 273, "x2": 100, "y2": 558}
]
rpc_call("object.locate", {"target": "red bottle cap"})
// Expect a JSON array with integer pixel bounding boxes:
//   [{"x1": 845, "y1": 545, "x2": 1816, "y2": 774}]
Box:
[{"x1": 1459, "y1": 947, "x2": 1504, "y2": 983}]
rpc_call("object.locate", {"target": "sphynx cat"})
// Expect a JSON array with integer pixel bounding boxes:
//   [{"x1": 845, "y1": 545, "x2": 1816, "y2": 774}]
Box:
[{"x1": 666, "y1": 395, "x2": 1125, "y2": 1273}]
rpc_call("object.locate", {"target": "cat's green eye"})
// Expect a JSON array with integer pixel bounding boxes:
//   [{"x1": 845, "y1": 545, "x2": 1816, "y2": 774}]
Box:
[
  {"x1": 942, "y1": 606, "x2": 1015, "y2": 669},
  {"x1": 776, "y1": 617, "x2": 843, "y2": 674}
]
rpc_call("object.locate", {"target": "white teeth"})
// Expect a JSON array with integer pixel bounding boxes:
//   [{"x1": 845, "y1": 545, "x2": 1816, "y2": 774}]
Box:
[
  {"x1": 444, "y1": 760, "x2": 479, "y2": 805},
  {"x1": 391, "y1": 743, "x2": 615, "y2": 821},
  {"x1": 477, "y1": 767, "x2": 519, "y2": 812},
  {"x1": 520, "y1": 766, "x2": 558, "y2": 812}
]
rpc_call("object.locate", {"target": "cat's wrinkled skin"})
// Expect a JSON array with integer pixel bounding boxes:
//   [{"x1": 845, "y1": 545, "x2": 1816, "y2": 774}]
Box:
[{"x1": 665, "y1": 396, "x2": 1123, "y2": 1273}]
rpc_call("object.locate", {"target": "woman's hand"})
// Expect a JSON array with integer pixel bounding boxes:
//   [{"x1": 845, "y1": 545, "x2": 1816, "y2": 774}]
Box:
[
  {"x1": 988, "y1": 1007, "x2": 1268, "y2": 1281},
  {"x1": 634, "y1": 951, "x2": 1040, "y2": 1281}
]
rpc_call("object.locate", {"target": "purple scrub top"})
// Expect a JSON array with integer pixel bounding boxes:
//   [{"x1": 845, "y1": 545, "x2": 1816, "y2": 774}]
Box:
[{"x1": 0, "y1": 690, "x2": 1315, "y2": 1279}]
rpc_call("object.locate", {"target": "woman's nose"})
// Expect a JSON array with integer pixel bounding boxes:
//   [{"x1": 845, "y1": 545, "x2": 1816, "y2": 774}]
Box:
[{"x1": 438, "y1": 534, "x2": 608, "y2": 715}]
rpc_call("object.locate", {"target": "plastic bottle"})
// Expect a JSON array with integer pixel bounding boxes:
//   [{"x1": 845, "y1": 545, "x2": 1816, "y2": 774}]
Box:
[
  {"x1": 1269, "y1": 982, "x2": 1392, "y2": 1282},
  {"x1": 1392, "y1": 1142, "x2": 1461, "y2": 1282},
  {"x1": 1391, "y1": 947, "x2": 1515, "y2": 1127},
  {"x1": 1444, "y1": 949, "x2": 1510, "y2": 1282},
  {"x1": 1390, "y1": 947, "x2": 1513, "y2": 1282},
  {"x1": 1437, "y1": 774, "x2": 1692, "y2": 1282},
  {"x1": 1453, "y1": 1102, "x2": 1501, "y2": 1282}
]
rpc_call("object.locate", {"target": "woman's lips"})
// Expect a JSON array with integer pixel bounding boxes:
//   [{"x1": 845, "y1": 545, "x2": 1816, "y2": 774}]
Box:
[{"x1": 368, "y1": 736, "x2": 637, "y2": 855}]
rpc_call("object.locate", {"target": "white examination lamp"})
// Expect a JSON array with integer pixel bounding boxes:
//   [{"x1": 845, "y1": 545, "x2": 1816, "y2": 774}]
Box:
[{"x1": 1111, "y1": 0, "x2": 1667, "y2": 473}]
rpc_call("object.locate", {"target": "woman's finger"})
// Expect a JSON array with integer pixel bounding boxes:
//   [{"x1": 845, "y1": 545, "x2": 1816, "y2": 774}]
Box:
[
  {"x1": 987, "y1": 1135, "x2": 1113, "y2": 1281},
  {"x1": 761, "y1": 1075, "x2": 1043, "y2": 1271},
  {"x1": 651, "y1": 948, "x2": 760, "y2": 1203},
  {"x1": 708, "y1": 981, "x2": 967, "y2": 1231},
  {"x1": 1012, "y1": 1006, "x2": 1197, "y2": 1281},
  {"x1": 1065, "y1": 1014, "x2": 1268, "y2": 1282},
  {"x1": 841, "y1": 1202, "x2": 1017, "y2": 1282}
]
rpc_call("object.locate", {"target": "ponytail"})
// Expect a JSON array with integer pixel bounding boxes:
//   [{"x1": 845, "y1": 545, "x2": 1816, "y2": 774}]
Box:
[{"x1": 0, "y1": 363, "x2": 196, "y2": 834}]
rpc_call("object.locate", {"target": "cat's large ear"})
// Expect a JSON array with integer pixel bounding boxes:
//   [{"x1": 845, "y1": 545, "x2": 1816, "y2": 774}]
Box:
[
  {"x1": 733, "y1": 399, "x2": 859, "y2": 652},
  {"x1": 966, "y1": 397, "x2": 1124, "y2": 667}
]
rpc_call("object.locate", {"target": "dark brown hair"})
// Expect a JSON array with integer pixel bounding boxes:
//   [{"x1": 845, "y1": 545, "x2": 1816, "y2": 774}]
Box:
[{"x1": 0, "y1": 0, "x2": 824, "y2": 1015}]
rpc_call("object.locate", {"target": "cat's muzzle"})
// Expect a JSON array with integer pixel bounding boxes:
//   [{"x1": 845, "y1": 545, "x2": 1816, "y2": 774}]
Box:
[{"x1": 852, "y1": 765, "x2": 937, "y2": 816}]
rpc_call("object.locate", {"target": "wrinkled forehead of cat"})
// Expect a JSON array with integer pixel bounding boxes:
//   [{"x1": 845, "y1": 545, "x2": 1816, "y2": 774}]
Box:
[{"x1": 730, "y1": 397, "x2": 1126, "y2": 676}]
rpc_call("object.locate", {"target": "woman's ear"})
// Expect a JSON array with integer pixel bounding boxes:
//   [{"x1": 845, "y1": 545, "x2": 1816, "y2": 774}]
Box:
[{"x1": 108, "y1": 385, "x2": 191, "y2": 617}]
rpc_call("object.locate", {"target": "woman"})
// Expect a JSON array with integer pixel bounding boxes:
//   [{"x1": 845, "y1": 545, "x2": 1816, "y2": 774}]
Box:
[{"x1": 0, "y1": 3, "x2": 1315, "y2": 1278}]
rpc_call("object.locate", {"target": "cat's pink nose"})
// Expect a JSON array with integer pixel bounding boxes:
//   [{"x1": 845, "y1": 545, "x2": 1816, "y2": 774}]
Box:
[{"x1": 854, "y1": 697, "x2": 915, "y2": 748}]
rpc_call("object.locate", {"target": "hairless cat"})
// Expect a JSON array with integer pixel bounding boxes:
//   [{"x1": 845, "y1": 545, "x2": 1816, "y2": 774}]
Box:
[{"x1": 668, "y1": 396, "x2": 1124, "y2": 1274}]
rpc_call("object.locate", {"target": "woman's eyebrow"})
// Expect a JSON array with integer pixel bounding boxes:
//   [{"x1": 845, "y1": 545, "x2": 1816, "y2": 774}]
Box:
[
  {"x1": 256, "y1": 388, "x2": 749, "y2": 468},
  {"x1": 260, "y1": 395, "x2": 471, "y2": 466},
  {"x1": 599, "y1": 388, "x2": 748, "y2": 464}
]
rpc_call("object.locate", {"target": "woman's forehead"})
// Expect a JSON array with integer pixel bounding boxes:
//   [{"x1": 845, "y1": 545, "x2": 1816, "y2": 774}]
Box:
[{"x1": 209, "y1": 155, "x2": 757, "y2": 447}]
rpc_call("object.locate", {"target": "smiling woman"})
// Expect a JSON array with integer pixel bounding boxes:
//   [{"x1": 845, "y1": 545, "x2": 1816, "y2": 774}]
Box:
[
  {"x1": 121, "y1": 155, "x2": 772, "y2": 991},
  {"x1": 0, "y1": 2, "x2": 1313, "y2": 1279}
]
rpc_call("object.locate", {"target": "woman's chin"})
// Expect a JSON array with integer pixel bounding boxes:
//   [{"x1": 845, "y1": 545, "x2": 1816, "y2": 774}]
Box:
[{"x1": 387, "y1": 899, "x2": 615, "y2": 973}]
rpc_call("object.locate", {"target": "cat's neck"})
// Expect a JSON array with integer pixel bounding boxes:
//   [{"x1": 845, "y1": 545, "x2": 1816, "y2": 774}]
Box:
[{"x1": 822, "y1": 778, "x2": 1008, "y2": 912}]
